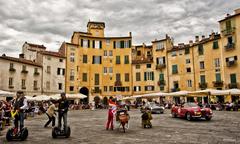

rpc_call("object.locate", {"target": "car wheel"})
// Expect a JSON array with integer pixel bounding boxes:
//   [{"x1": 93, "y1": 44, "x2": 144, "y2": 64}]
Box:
[
  {"x1": 186, "y1": 112, "x2": 192, "y2": 121},
  {"x1": 171, "y1": 112, "x2": 177, "y2": 118}
]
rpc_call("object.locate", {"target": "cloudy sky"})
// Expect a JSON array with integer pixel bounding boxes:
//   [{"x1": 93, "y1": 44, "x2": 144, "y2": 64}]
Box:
[{"x1": 0, "y1": 0, "x2": 239, "y2": 57}]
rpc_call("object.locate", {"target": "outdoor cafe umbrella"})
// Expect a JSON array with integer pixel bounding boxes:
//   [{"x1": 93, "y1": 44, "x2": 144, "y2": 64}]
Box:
[{"x1": 0, "y1": 90, "x2": 14, "y2": 97}]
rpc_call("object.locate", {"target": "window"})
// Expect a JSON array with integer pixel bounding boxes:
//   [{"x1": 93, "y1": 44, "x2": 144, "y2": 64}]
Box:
[
  {"x1": 104, "y1": 50, "x2": 107, "y2": 57},
  {"x1": 82, "y1": 73, "x2": 87, "y2": 82},
  {"x1": 69, "y1": 86, "x2": 74, "y2": 91},
  {"x1": 159, "y1": 73, "x2": 164, "y2": 81},
  {"x1": 34, "y1": 68, "x2": 38, "y2": 73},
  {"x1": 186, "y1": 59, "x2": 191, "y2": 64},
  {"x1": 216, "y1": 73, "x2": 221, "y2": 82},
  {"x1": 136, "y1": 72, "x2": 141, "y2": 81},
  {"x1": 145, "y1": 86, "x2": 154, "y2": 91},
  {"x1": 22, "y1": 65, "x2": 26, "y2": 71},
  {"x1": 171, "y1": 51, "x2": 177, "y2": 57},
  {"x1": 125, "y1": 73, "x2": 129, "y2": 82},
  {"x1": 116, "y1": 73, "x2": 121, "y2": 81},
  {"x1": 213, "y1": 41, "x2": 219, "y2": 49},
  {"x1": 70, "y1": 69, "x2": 74, "y2": 81},
  {"x1": 146, "y1": 64, "x2": 151, "y2": 68},
  {"x1": 109, "y1": 67, "x2": 113, "y2": 74},
  {"x1": 185, "y1": 47, "x2": 190, "y2": 54},
  {"x1": 200, "y1": 75, "x2": 206, "y2": 83},
  {"x1": 198, "y1": 44, "x2": 204, "y2": 55},
  {"x1": 47, "y1": 66, "x2": 51, "y2": 73},
  {"x1": 106, "y1": 39, "x2": 110, "y2": 45},
  {"x1": 227, "y1": 36, "x2": 233, "y2": 44},
  {"x1": 83, "y1": 55, "x2": 88, "y2": 63},
  {"x1": 109, "y1": 50, "x2": 113, "y2": 56},
  {"x1": 156, "y1": 57, "x2": 165, "y2": 65},
  {"x1": 104, "y1": 86, "x2": 108, "y2": 92},
  {"x1": 186, "y1": 67, "x2": 191, "y2": 73},
  {"x1": 46, "y1": 81, "x2": 50, "y2": 90},
  {"x1": 57, "y1": 68, "x2": 61, "y2": 75},
  {"x1": 134, "y1": 86, "x2": 141, "y2": 92},
  {"x1": 116, "y1": 56, "x2": 120, "y2": 64},
  {"x1": 125, "y1": 87, "x2": 130, "y2": 92},
  {"x1": 10, "y1": 63, "x2": 14, "y2": 69},
  {"x1": 137, "y1": 51, "x2": 141, "y2": 56},
  {"x1": 92, "y1": 56, "x2": 102, "y2": 64},
  {"x1": 59, "y1": 59, "x2": 63, "y2": 62},
  {"x1": 34, "y1": 81, "x2": 38, "y2": 89},
  {"x1": 156, "y1": 42, "x2": 164, "y2": 50},
  {"x1": 187, "y1": 80, "x2": 192, "y2": 87},
  {"x1": 104, "y1": 67, "x2": 107, "y2": 74},
  {"x1": 95, "y1": 74, "x2": 99, "y2": 85},
  {"x1": 200, "y1": 61, "x2": 205, "y2": 69},
  {"x1": 124, "y1": 55, "x2": 129, "y2": 64},
  {"x1": 22, "y1": 79, "x2": 26, "y2": 89},
  {"x1": 62, "y1": 69, "x2": 65, "y2": 75},
  {"x1": 58, "y1": 83, "x2": 62, "y2": 90},
  {"x1": 9, "y1": 77, "x2": 13, "y2": 87},
  {"x1": 81, "y1": 39, "x2": 89, "y2": 48},
  {"x1": 214, "y1": 58, "x2": 220, "y2": 67},
  {"x1": 230, "y1": 74, "x2": 237, "y2": 83},
  {"x1": 109, "y1": 86, "x2": 113, "y2": 92},
  {"x1": 70, "y1": 53, "x2": 75, "y2": 62},
  {"x1": 136, "y1": 65, "x2": 140, "y2": 69},
  {"x1": 93, "y1": 40, "x2": 100, "y2": 49},
  {"x1": 226, "y1": 20, "x2": 232, "y2": 30},
  {"x1": 172, "y1": 65, "x2": 178, "y2": 74},
  {"x1": 144, "y1": 72, "x2": 154, "y2": 81}
]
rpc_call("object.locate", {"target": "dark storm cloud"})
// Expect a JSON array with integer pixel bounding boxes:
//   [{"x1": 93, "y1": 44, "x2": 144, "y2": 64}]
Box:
[{"x1": 0, "y1": 0, "x2": 239, "y2": 57}]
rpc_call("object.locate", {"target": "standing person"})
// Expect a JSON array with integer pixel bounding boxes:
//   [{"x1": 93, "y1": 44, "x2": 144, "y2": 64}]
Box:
[
  {"x1": 106, "y1": 97, "x2": 116, "y2": 130},
  {"x1": 44, "y1": 101, "x2": 58, "y2": 128},
  {"x1": 12, "y1": 91, "x2": 28, "y2": 132},
  {"x1": 58, "y1": 93, "x2": 69, "y2": 132}
]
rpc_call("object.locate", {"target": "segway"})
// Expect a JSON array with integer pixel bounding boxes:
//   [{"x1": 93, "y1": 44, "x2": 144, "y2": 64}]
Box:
[
  {"x1": 6, "y1": 110, "x2": 28, "y2": 141},
  {"x1": 52, "y1": 126, "x2": 71, "y2": 138}
]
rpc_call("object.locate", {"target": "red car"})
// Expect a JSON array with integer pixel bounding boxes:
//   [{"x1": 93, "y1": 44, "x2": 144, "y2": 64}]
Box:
[{"x1": 171, "y1": 102, "x2": 213, "y2": 121}]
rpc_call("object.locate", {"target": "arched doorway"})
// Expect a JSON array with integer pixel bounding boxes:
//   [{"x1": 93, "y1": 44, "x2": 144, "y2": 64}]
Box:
[{"x1": 79, "y1": 87, "x2": 89, "y2": 104}]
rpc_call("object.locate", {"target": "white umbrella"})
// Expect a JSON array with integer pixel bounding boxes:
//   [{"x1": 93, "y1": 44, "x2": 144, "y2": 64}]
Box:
[
  {"x1": 34, "y1": 95, "x2": 51, "y2": 101},
  {"x1": 0, "y1": 90, "x2": 14, "y2": 97},
  {"x1": 66, "y1": 93, "x2": 87, "y2": 99},
  {"x1": 227, "y1": 89, "x2": 240, "y2": 95},
  {"x1": 165, "y1": 90, "x2": 190, "y2": 96}
]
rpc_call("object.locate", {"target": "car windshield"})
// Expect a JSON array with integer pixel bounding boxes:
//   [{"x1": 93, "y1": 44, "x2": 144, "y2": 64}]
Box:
[{"x1": 184, "y1": 103, "x2": 198, "y2": 107}]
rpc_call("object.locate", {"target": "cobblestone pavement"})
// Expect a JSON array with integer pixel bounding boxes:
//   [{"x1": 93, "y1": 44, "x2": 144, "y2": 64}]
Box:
[{"x1": 0, "y1": 109, "x2": 240, "y2": 144}]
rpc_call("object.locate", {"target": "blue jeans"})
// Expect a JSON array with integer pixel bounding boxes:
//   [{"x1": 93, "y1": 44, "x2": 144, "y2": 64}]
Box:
[
  {"x1": 14, "y1": 112, "x2": 25, "y2": 130},
  {"x1": 58, "y1": 112, "x2": 67, "y2": 131}
]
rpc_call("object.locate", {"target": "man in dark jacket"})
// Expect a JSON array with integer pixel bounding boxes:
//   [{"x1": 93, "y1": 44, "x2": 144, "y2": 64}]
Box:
[
  {"x1": 58, "y1": 92, "x2": 69, "y2": 132},
  {"x1": 12, "y1": 91, "x2": 28, "y2": 131}
]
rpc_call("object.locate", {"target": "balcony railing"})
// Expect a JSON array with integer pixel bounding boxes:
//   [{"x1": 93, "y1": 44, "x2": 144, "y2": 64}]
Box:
[
  {"x1": 199, "y1": 82, "x2": 208, "y2": 89},
  {"x1": 132, "y1": 57, "x2": 153, "y2": 64},
  {"x1": 221, "y1": 27, "x2": 236, "y2": 36},
  {"x1": 156, "y1": 64, "x2": 166, "y2": 70},
  {"x1": 227, "y1": 61, "x2": 237, "y2": 67},
  {"x1": 21, "y1": 70, "x2": 28, "y2": 74},
  {"x1": 228, "y1": 83, "x2": 238, "y2": 89},
  {"x1": 225, "y1": 43, "x2": 235, "y2": 51},
  {"x1": 34, "y1": 71, "x2": 40, "y2": 76},
  {"x1": 9, "y1": 67, "x2": 16, "y2": 72},
  {"x1": 213, "y1": 81, "x2": 224, "y2": 87},
  {"x1": 8, "y1": 85, "x2": 14, "y2": 89},
  {"x1": 114, "y1": 81, "x2": 122, "y2": 86},
  {"x1": 22, "y1": 86, "x2": 26, "y2": 89},
  {"x1": 171, "y1": 88, "x2": 180, "y2": 92},
  {"x1": 158, "y1": 80, "x2": 165, "y2": 86}
]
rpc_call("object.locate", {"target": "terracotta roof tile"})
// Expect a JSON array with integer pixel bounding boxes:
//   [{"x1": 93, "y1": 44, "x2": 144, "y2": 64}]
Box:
[
  {"x1": 25, "y1": 42, "x2": 46, "y2": 49},
  {"x1": 39, "y1": 51, "x2": 65, "y2": 58},
  {"x1": 0, "y1": 55, "x2": 42, "y2": 67}
]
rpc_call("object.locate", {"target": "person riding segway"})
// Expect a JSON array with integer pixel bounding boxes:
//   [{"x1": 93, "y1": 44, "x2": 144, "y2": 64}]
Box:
[
  {"x1": 6, "y1": 91, "x2": 28, "y2": 141},
  {"x1": 52, "y1": 92, "x2": 71, "y2": 138}
]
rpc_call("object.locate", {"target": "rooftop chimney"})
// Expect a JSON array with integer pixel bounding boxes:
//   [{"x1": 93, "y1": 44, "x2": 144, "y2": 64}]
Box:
[
  {"x1": 195, "y1": 36, "x2": 199, "y2": 42},
  {"x1": 202, "y1": 35, "x2": 205, "y2": 40},
  {"x1": 234, "y1": 8, "x2": 240, "y2": 14},
  {"x1": 19, "y1": 53, "x2": 24, "y2": 59},
  {"x1": 189, "y1": 40, "x2": 193, "y2": 46},
  {"x1": 129, "y1": 32, "x2": 132, "y2": 37}
]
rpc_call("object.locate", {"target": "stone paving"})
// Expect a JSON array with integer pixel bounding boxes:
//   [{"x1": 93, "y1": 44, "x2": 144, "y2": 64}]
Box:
[{"x1": 0, "y1": 109, "x2": 240, "y2": 144}]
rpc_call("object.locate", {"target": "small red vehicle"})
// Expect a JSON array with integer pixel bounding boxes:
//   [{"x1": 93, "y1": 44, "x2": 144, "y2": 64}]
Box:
[{"x1": 171, "y1": 102, "x2": 213, "y2": 121}]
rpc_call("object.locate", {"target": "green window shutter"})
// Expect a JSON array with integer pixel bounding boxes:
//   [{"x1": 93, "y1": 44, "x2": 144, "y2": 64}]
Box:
[
  {"x1": 226, "y1": 20, "x2": 231, "y2": 30},
  {"x1": 120, "y1": 41, "x2": 124, "y2": 48},
  {"x1": 144, "y1": 72, "x2": 147, "y2": 81},
  {"x1": 213, "y1": 41, "x2": 219, "y2": 49},
  {"x1": 152, "y1": 72, "x2": 154, "y2": 80},
  {"x1": 216, "y1": 73, "x2": 221, "y2": 82},
  {"x1": 81, "y1": 39, "x2": 83, "y2": 47},
  {"x1": 159, "y1": 74, "x2": 164, "y2": 81},
  {"x1": 230, "y1": 74, "x2": 237, "y2": 83},
  {"x1": 88, "y1": 40, "x2": 90, "y2": 48},
  {"x1": 128, "y1": 40, "x2": 131, "y2": 48},
  {"x1": 198, "y1": 44, "x2": 204, "y2": 55},
  {"x1": 113, "y1": 41, "x2": 116, "y2": 49},
  {"x1": 92, "y1": 40, "x2": 95, "y2": 48},
  {"x1": 172, "y1": 65, "x2": 178, "y2": 74},
  {"x1": 100, "y1": 41, "x2": 102, "y2": 49}
]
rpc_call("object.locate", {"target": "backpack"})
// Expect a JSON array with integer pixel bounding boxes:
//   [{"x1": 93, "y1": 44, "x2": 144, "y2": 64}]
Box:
[{"x1": 142, "y1": 112, "x2": 149, "y2": 120}]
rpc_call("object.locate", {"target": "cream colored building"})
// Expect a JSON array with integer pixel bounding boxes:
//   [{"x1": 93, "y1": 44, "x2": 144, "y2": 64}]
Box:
[{"x1": 0, "y1": 55, "x2": 42, "y2": 96}]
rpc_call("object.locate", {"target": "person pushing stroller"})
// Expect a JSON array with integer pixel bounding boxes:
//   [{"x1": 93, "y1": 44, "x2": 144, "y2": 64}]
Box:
[{"x1": 141, "y1": 107, "x2": 152, "y2": 128}]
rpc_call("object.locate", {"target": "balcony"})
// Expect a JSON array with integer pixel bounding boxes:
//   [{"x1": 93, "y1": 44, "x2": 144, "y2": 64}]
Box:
[
  {"x1": 158, "y1": 80, "x2": 165, "y2": 86},
  {"x1": 213, "y1": 81, "x2": 224, "y2": 87},
  {"x1": 92, "y1": 89, "x2": 102, "y2": 94},
  {"x1": 227, "y1": 60, "x2": 237, "y2": 67},
  {"x1": 228, "y1": 83, "x2": 238, "y2": 89},
  {"x1": 9, "y1": 67, "x2": 16, "y2": 72},
  {"x1": 21, "y1": 70, "x2": 28, "y2": 74},
  {"x1": 22, "y1": 86, "x2": 26, "y2": 90},
  {"x1": 132, "y1": 57, "x2": 153, "y2": 64},
  {"x1": 225, "y1": 43, "x2": 235, "y2": 51},
  {"x1": 8, "y1": 85, "x2": 14, "y2": 89},
  {"x1": 199, "y1": 82, "x2": 208, "y2": 89},
  {"x1": 34, "y1": 71, "x2": 40, "y2": 76},
  {"x1": 114, "y1": 81, "x2": 122, "y2": 86},
  {"x1": 171, "y1": 88, "x2": 180, "y2": 92},
  {"x1": 156, "y1": 64, "x2": 166, "y2": 70},
  {"x1": 221, "y1": 27, "x2": 236, "y2": 36},
  {"x1": 34, "y1": 87, "x2": 39, "y2": 90}
]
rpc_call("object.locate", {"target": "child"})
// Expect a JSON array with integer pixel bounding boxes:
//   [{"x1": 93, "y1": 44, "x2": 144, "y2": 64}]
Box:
[{"x1": 141, "y1": 108, "x2": 152, "y2": 128}]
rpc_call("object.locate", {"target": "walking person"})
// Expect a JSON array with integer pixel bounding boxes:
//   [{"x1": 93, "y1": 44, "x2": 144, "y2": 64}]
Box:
[
  {"x1": 106, "y1": 97, "x2": 117, "y2": 130},
  {"x1": 44, "y1": 101, "x2": 58, "y2": 128},
  {"x1": 58, "y1": 93, "x2": 69, "y2": 132}
]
